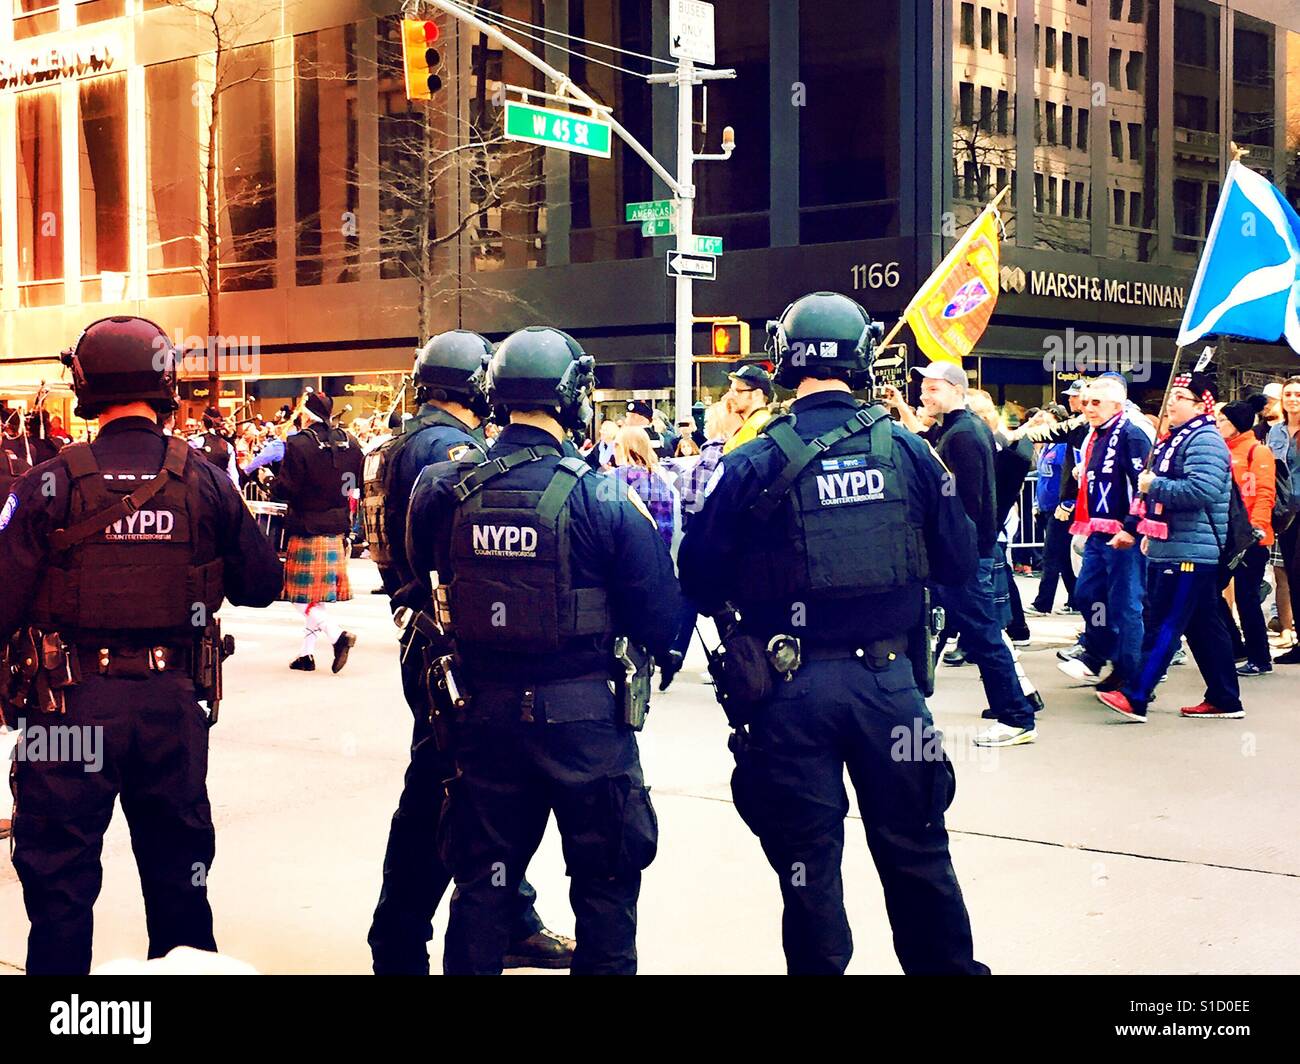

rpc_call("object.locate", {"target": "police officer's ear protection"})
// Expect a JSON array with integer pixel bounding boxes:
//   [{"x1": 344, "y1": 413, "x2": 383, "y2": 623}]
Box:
[{"x1": 556, "y1": 353, "x2": 596, "y2": 431}]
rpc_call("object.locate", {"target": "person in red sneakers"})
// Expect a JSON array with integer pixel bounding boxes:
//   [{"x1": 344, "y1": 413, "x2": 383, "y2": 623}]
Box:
[{"x1": 1097, "y1": 372, "x2": 1245, "y2": 723}]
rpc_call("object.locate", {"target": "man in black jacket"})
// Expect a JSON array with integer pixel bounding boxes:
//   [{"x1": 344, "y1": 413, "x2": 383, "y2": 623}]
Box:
[
  {"x1": 914, "y1": 362, "x2": 1038, "y2": 748},
  {"x1": 272, "y1": 389, "x2": 364, "y2": 673}
]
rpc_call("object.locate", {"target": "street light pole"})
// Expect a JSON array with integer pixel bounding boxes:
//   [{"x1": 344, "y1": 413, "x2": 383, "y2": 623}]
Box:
[
  {"x1": 426, "y1": 0, "x2": 733, "y2": 426},
  {"x1": 673, "y1": 58, "x2": 696, "y2": 428}
]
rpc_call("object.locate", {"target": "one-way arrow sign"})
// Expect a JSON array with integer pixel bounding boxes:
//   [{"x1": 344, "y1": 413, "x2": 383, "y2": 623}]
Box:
[{"x1": 666, "y1": 250, "x2": 717, "y2": 281}]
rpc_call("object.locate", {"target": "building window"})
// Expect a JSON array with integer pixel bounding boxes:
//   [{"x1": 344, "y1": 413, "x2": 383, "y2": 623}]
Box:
[
  {"x1": 13, "y1": 1, "x2": 59, "y2": 40},
  {"x1": 961, "y1": 3, "x2": 975, "y2": 46},
  {"x1": 980, "y1": 86, "x2": 993, "y2": 130},
  {"x1": 568, "y1": 0, "x2": 655, "y2": 263},
  {"x1": 1046, "y1": 27, "x2": 1057, "y2": 69},
  {"x1": 1062, "y1": 32, "x2": 1073, "y2": 74},
  {"x1": 801, "y1": 0, "x2": 900, "y2": 242},
  {"x1": 1113, "y1": 188, "x2": 1126, "y2": 226},
  {"x1": 1077, "y1": 107, "x2": 1089, "y2": 149},
  {"x1": 1130, "y1": 0, "x2": 1145, "y2": 23},
  {"x1": 218, "y1": 43, "x2": 277, "y2": 290},
  {"x1": 997, "y1": 12, "x2": 1008, "y2": 55},
  {"x1": 1127, "y1": 122, "x2": 1142, "y2": 160},
  {"x1": 1232, "y1": 13, "x2": 1276, "y2": 173},
  {"x1": 997, "y1": 90, "x2": 1009, "y2": 134},
  {"x1": 1078, "y1": 36, "x2": 1089, "y2": 78},
  {"x1": 1046, "y1": 101, "x2": 1057, "y2": 145},
  {"x1": 1074, "y1": 183, "x2": 1085, "y2": 218},
  {"x1": 980, "y1": 6, "x2": 992, "y2": 50},
  {"x1": 1110, "y1": 119, "x2": 1123, "y2": 159},
  {"x1": 960, "y1": 82, "x2": 975, "y2": 126},
  {"x1": 1174, "y1": 91, "x2": 1211, "y2": 131},
  {"x1": 1109, "y1": 48, "x2": 1121, "y2": 89},
  {"x1": 16, "y1": 88, "x2": 63, "y2": 306},
  {"x1": 1034, "y1": 99, "x2": 1041, "y2": 142},
  {"x1": 1110, "y1": 0, "x2": 1123, "y2": 19},
  {"x1": 1033, "y1": 172, "x2": 1044, "y2": 212},
  {"x1": 696, "y1": 0, "x2": 770, "y2": 251},
  {"x1": 1125, "y1": 51, "x2": 1144, "y2": 90},
  {"x1": 1130, "y1": 190, "x2": 1142, "y2": 225},
  {"x1": 1062, "y1": 105, "x2": 1073, "y2": 147},
  {"x1": 78, "y1": 73, "x2": 130, "y2": 302},
  {"x1": 964, "y1": 161, "x2": 978, "y2": 199},
  {"x1": 146, "y1": 58, "x2": 203, "y2": 296},
  {"x1": 77, "y1": 0, "x2": 125, "y2": 25},
  {"x1": 1174, "y1": 3, "x2": 1215, "y2": 68},
  {"x1": 295, "y1": 26, "x2": 359, "y2": 286}
]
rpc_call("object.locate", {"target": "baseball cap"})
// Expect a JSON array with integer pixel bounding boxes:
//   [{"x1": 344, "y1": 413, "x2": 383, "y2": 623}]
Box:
[
  {"x1": 625, "y1": 399, "x2": 654, "y2": 420},
  {"x1": 728, "y1": 364, "x2": 773, "y2": 396},
  {"x1": 1264, "y1": 382, "x2": 1283, "y2": 401},
  {"x1": 1062, "y1": 379, "x2": 1087, "y2": 396},
  {"x1": 911, "y1": 362, "x2": 968, "y2": 390}
]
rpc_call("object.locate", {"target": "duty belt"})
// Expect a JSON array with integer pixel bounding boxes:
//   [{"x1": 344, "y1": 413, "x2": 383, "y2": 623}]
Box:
[
  {"x1": 74, "y1": 643, "x2": 194, "y2": 679},
  {"x1": 801, "y1": 636, "x2": 908, "y2": 664}
]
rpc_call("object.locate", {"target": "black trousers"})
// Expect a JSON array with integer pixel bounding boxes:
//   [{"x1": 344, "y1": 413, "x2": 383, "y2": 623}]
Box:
[
  {"x1": 368, "y1": 634, "x2": 541, "y2": 975},
  {"x1": 440, "y1": 679, "x2": 657, "y2": 975},
  {"x1": 730, "y1": 655, "x2": 987, "y2": 975},
  {"x1": 1222, "y1": 543, "x2": 1269, "y2": 667},
  {"x1": 1032, "y1": 516, "x2": 1077, "y2": 612},
  {"x1": 12, "y1": 672, "x2": 216, "y2": 976},
  {"x1": 1282, "y1": 523, "x2": 1300, "y2": 637}
]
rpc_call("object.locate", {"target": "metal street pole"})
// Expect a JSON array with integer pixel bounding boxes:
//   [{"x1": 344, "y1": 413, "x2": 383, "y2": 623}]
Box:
[{"x1": 673, "y1": 58, "x2": 696, "y2": 428}]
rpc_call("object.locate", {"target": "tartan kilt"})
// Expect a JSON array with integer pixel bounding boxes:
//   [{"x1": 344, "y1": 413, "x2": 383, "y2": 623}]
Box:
[{"x1": 282, "y1": 534, "x2": 352, "y2": 604}]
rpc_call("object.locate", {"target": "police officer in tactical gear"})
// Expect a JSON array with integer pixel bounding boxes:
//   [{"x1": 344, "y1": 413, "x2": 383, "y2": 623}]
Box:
[
  {"x1": 0, "y1": 315, "x2": 283, "y2": 975},
  {"x1": 407, "y1": 326, "x2": 680, "y2": 974},
  {"x1": 366, "y1": 330, "x2": 572, "y2": 974},
  {"x1": 679, "y1": 292, "x2": 989, "y2": 975}
]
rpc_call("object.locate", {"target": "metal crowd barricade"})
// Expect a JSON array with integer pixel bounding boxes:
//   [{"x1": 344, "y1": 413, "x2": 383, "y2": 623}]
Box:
[
  {"x1": 1013, "y1": 472, "x2": 1045, "y2": 552},
  {"x1": 246, "y1": 499, "x2": 288, "y2": 553}
]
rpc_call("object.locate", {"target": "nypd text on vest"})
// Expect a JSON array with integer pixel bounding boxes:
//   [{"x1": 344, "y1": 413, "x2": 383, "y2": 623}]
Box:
[
  {"x1": 472, "y1": 523, "x2": 538, "y2": 557},
  {"x1": 816, "y1": 465, "x2": 886, "y2": 506}
]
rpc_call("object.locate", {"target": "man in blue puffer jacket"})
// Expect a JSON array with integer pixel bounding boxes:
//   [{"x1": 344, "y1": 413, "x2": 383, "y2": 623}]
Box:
[{"x1": 1097, "y1": 372, "x2": 1244, "y2": 723}]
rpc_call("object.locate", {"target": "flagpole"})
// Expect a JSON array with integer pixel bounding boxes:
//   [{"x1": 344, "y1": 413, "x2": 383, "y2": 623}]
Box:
[{"x1": 878, "y1": 185, "x2": 1013, "y2": 354}]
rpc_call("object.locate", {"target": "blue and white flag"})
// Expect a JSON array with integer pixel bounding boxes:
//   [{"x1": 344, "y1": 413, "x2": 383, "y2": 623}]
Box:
[{"x1": 1177, "y1": 160, "x2": 1300, "y2": 352}]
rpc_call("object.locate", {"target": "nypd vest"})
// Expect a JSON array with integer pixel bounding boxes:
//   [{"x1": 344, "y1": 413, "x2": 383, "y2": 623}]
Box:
[
  {"x1": 444, "y1": 445, "x2": 611, "y2": 654},
  {"x1": 737, "y1": 405, "x2": 928, "y2": 604},
  {"x1": 361, "y1": 409, "x2": 474, "y2": 568},
  {"x1": 32, "y1": 436, "x2": 225, "y2": 635}
]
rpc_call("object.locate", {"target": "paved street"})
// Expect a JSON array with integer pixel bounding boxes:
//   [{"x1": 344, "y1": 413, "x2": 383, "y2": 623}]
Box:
[{"x1": 2, "y1": 564, "x2": 1298, "y2": 975}]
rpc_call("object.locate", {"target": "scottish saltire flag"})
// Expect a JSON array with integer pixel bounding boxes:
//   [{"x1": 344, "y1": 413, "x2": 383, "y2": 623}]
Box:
[{"x1": 1177, "y1": 161, "x2": 1300, "y2": 352}]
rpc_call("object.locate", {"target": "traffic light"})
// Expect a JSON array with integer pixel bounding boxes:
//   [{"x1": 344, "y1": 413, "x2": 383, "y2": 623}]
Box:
[
  {"x1": 402, "y1": 18, "x2": 442, "y2": 100},
  {"x1": 711, "y1": 320, "x2": 750, "y2": 357},
  {"x1": 692, "y1": 315, "x2": 751, "y2": 360}
]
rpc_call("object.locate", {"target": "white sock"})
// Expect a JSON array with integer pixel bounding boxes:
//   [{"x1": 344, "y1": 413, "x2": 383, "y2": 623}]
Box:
[
  {"x1": 298, "y1": 603, "x2": 320, "y2": 657},
  {"x1": 307, "y1": 603, "x2": 342, "y2": 646}
]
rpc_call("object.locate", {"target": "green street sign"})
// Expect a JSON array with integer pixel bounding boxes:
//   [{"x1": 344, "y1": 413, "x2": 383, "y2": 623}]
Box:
[
  {"x1": 641, "y1": 217, "x2": 675, "y2": 237},
  {"x1": 503, "y1": 100, "x2": 612, "y2": 158},
  {"x1": 625, "y1": 199, "x2": 675, "y2": 222},
  {"x1": 692, "y1": 235, "x2": 723, "y2": 255}
]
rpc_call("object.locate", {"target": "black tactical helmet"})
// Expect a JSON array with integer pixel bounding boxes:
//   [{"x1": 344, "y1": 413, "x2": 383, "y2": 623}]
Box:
[
  {"x1": 485, "y1": 327, "x2": 595, "y2": 432},
  {"x1": 60, "y1": 316, "x2": 180, "y2": 420},
  {"x1": 413, "y1": 330, "x2": 492, "y2": 416},
  {"x1": 767, "y1": 292, "x2": 884, "y2": 390}
]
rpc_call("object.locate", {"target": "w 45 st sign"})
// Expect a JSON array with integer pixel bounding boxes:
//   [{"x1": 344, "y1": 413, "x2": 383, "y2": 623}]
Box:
[{"x1": 503, "y1": 98, "x2": 612, "y2": 158}]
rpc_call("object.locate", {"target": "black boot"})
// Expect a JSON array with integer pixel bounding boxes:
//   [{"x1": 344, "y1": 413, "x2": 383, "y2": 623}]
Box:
[
  {"x1": 290, "y1": 655, "x2": 316, "y2": 671},
  {"x1": 502, "y1": 928, "x2": 576, "y2": 970},
  {"x1": 332, "y1": 632, "x2": 357, "y2": 673}
]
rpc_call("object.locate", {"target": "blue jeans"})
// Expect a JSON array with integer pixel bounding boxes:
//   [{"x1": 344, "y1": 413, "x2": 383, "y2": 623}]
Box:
[
  {"x1": 1074, "y1": 534, "x2": 1146, "y2": 682},
  {"x1": 1124, "y1": 561, "x2": 1242, "y2": 714},
  {"x1": 936, "y1": 556, "x2": 1035, "y2": 730}
]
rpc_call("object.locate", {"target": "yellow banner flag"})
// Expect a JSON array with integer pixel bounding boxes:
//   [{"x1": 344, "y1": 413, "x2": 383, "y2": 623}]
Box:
[{"x1": 904, "y1": 197, "x2": 1003, "y2": 364}]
